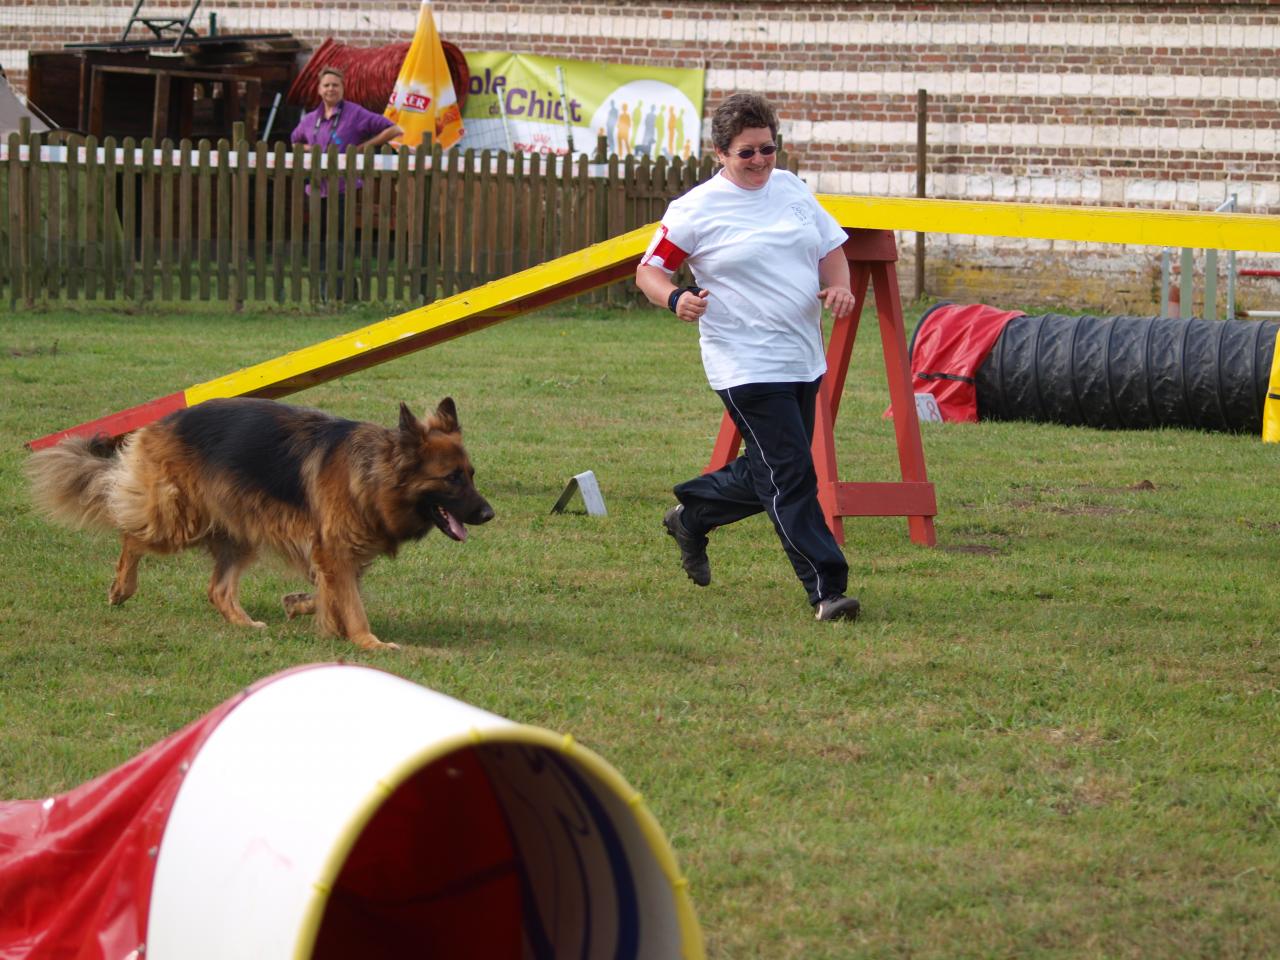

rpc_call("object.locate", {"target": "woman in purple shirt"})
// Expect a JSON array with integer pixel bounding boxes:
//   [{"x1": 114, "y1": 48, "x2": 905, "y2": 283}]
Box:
[
  {"x1": 291, "y1": 67, "x2": 401, "y2": 297},
  {"x1": 292, "y1": 67, "x2": 402, "y2": 161}
]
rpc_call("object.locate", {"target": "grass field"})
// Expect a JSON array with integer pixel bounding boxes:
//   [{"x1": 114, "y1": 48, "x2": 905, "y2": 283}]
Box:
[{"x1": 2, "y1": 299, "x2": 1278, "y2": 958}]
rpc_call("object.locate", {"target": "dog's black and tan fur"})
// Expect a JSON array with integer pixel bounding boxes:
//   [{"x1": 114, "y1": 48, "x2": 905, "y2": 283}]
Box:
[{"x1": 26, "y1": 397, "x2": 493, "y2": 650}]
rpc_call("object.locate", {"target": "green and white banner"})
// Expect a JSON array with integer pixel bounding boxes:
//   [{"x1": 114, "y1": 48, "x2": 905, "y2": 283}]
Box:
[{"x1": 460, "y1": 52, "x2": 705, "y2": 160}]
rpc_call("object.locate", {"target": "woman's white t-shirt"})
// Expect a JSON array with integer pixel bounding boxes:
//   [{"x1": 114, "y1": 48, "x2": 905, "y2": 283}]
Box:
[{"x1": 640, "y1": 168, "x2": 848, "y2": 390}]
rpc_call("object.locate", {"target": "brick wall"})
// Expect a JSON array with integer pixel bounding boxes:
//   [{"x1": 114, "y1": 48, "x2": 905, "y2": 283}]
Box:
[{"x1": 4, "y1": 1, "x2": 1278, "y2": 311}]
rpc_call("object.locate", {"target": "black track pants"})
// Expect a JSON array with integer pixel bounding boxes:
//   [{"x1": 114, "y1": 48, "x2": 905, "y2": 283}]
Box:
[{"x1": 674, "y1": 377, "x2": 849, "y2": 606}]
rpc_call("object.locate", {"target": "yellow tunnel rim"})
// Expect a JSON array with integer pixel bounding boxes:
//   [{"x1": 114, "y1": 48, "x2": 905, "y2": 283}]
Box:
[{"x1": 292, "y1": 723, "x2": 705, "y2": 960}]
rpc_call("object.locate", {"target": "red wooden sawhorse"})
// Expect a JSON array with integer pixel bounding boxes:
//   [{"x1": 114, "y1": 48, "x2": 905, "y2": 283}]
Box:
[{"x1": 703, "y1": 228, "x2": 938, "y2": 546}]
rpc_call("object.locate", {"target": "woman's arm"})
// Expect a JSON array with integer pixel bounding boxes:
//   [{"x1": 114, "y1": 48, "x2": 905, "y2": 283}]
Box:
[
  {"x1": 359, "y1": 123, "x2": 404, "y2": 150},
  {"x1": 817, "y1": 246, "x2": 855, "y2": 319}
]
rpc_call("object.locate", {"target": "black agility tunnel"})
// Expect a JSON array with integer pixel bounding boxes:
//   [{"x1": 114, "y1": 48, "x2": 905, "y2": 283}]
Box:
[{"x1": 909, "y1": 303, "x2": 1280, "y2": 434}]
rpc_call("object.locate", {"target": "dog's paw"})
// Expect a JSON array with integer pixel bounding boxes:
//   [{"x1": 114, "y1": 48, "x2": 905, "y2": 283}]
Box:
[{"x1": 351, "y1": 632, "x2": 399, "y2": 652}]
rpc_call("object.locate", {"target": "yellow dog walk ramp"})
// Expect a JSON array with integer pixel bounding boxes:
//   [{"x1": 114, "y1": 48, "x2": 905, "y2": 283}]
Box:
[{"x1": 27, "y1": 223, "x2": 657, "y2": 450}]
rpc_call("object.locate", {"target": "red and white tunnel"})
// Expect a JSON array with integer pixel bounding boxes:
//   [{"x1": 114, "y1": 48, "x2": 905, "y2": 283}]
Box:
[{"x1": 0, "y1": 664, "x2": 703, "y2": 959}]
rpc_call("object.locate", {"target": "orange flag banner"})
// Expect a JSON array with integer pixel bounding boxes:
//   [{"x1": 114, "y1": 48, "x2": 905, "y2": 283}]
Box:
[{"x1": 385, "y1": 0, "x2": 463, "y2": 149}]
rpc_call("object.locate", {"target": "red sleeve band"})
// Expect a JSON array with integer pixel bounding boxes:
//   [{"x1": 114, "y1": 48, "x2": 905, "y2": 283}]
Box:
[{"x1": 641, "y1": 226, "x2": 689, "y2": 271}]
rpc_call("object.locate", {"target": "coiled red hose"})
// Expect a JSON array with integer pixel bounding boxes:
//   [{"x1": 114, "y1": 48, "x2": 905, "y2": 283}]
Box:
[{"x1": 287, "y1": 37, "x2": 470, "y2": 113}]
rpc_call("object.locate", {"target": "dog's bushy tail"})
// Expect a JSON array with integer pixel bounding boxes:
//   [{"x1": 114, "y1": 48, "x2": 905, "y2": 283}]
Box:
[{"x1": 26, "y1": 435, "x2": 122, "y2": 532}]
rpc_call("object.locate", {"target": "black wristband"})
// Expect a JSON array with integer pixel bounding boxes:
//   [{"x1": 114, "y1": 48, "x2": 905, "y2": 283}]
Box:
[{"x1": 668, "y1": 285, "x2": 700, "y2": 313}]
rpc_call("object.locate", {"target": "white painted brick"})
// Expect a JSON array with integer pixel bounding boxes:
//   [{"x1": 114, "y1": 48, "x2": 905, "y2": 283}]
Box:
[
  {"x1": 1202, "y1": 128, "x2": 1234, "y2": 152},
  {"x1": 813, "y1": 171, "x2": 839, "y2": 193},
  {"x1": 1039, "y1": 23, "x2": 1067, "y2": 45},
  {"x1": 1062, "y1": 125, "x2": 1092, "y2": 147},
  {"x1": 889, "y1": 173, "x2": 913, "y2": 195},
  {"x1": 1201, "y1": 182, "x2": 1227, "y2": 205},
  {"x1": 984, "y1": 123, "x2": 1015, "y2": 146},
  {"x1": 1061, "y1": 75, "x2": 1091, "y2": 97},
  {"x1": 1105, "y1": 75, "x2": 1136, "y2": 97},
  {"x1": 1056, "y1": 180, "x2": 1082, "y2": 200},
  {"x1": 1038, "y1": 125, "x2": 1065, "y2": 147},
  {"x1": 1031, "y1": 178, "x2": 1057, "y2": 199},
  {"x1": 1012, "y1": 73, "x2": 1039, "y2": 98},
  {"x1": 1092, "y1": 126, "x2": 1120, "y2": 148},
  {"x1": 819, "y1": 71, "x2": 843, "y2": 94},
  {"x1": 1126, "y1": 181, "x2": 1157, "y2": 203},
  {"x1": 846, "y1": 172, "x2": 873, "y2": 194},
  {"x1": 705, "y1": 68, "x2": 732, "y2": 89},
  {"x1": 813, "y1": 121, "x2": 856, "y2": 142},
  {"x1": 1173, "y1": 75, "x2": 1200, "y2": 99}
]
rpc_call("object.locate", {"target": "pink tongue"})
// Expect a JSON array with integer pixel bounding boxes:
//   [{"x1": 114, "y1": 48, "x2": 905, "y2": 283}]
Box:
[{"x1": 444, "y1": 510, "x2": 467, "y2": 542}]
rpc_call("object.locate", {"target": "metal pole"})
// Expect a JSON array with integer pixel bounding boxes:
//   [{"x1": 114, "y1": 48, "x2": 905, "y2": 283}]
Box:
[
  {"x1": 1180, "y1": 247, "x2": 1195, "y2": 318},
  {"x1": 1204, "y1": 194, "x2": 1238, "y2": 321},
  {"x1": 1160, "y1": 248, "x2": 1170, "y2": 316},
  {"x1": 915, "y1": 88, "x2": 927, "y2": 301},
  {"x1": 174, "y1": 0, "x2": 203, "y2": 50},
  {"x1": 1204, "y1": 248, "x2": 1218, "y2": 321},
  {"x1": 1222, "y1": 193, "x2": 1238, "y2": 320},
  {"x1": 262, "y1": 92, "x2": 282, "y2": 142}
]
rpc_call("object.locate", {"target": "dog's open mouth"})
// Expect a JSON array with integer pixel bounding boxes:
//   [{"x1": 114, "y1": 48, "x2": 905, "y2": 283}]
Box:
[{"x1": 432, "y1": 505, "x2": 467, "y2": 542}]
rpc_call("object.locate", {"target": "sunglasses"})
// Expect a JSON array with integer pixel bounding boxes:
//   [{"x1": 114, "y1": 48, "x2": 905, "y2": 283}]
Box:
[{"x1": 727, "y1": 144, "x2": 778, "y2": 160}]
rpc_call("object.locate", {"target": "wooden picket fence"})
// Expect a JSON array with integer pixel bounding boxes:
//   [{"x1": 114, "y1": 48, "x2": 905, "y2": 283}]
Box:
[{"x1": 1, "y1": 131, "x2": 782, "y2": 308}]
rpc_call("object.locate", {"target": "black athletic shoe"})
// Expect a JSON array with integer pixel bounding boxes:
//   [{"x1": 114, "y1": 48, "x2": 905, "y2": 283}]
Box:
[
  {"x1": 662, "y1": 504, "x2": 710, "y2": 587},
  {"x1": 814, "y1": 594, "x2": 861, "y2": 621}
]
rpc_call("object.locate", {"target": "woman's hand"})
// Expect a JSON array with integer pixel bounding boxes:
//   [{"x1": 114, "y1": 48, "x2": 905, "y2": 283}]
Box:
[
  {"x1": 818, "y1": 285, "x2": 855, "y2": 320},
  {"x1": 675, "y1": 288, "x2": 709, "y2": 323}
]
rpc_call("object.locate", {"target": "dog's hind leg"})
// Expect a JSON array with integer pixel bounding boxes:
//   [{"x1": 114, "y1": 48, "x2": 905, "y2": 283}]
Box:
[
  {"x1": 108, "y1": 534, "x2": 146, "y2": 606},
  {"x1": 282, "y1": 592, "x2": 316, "y2": 618},
  {"x1": 207, "y1": 537, "x2": 265, "y2": 628}
]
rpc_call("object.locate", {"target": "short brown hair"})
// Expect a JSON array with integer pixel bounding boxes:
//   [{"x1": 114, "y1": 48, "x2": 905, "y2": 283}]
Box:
[
  {"x1": 318, "y1": 66, "x2": 345, "y2": 83},
  {"x1": 711, "y1": 93, "x2": 779, "y2": 153}
]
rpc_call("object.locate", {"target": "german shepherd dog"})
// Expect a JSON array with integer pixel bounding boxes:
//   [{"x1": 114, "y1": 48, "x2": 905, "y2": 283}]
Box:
[{"x1": 26, "y1": 397, "x2": 494, "y2": 650}]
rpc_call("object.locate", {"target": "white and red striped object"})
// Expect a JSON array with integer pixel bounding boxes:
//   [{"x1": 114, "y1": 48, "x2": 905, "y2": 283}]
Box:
[{"x1": 0, "y1": 664, "x2": 703, "y2": 959}]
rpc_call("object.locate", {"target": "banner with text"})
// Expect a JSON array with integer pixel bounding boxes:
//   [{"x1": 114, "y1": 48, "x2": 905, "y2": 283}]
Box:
[{"x1": 460, "y1": 52, "x2": 705, "y2": 160}]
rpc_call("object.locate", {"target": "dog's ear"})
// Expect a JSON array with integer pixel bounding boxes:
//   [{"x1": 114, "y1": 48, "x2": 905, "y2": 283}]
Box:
[
  {"x1": 398, "y1": 401, "x2": 423, "y2": 439},
  {"x1": 433, "y1": 397, "x2": 460, "y2": 433}
]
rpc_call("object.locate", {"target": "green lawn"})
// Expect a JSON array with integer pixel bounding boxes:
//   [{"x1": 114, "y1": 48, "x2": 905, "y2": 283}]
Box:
[{"x1": 1, "y1": 300, "x2": 1277, "y2": 958}]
